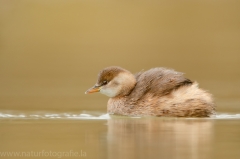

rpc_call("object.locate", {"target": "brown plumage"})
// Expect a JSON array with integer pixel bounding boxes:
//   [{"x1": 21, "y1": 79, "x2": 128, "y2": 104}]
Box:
[{"x1": 85, "y1": 66, "x2": 215, "y2": 117}]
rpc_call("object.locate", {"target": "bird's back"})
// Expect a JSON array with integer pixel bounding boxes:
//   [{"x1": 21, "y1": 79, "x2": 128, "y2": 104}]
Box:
[{"x1": 128, "y1": 67, "x2": 192, "y2": 100}]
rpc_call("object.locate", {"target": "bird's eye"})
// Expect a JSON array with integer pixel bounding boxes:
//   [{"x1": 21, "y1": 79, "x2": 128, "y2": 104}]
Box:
[{"x1": 102, "y1": 80, "x2": 108, "y2": 85}]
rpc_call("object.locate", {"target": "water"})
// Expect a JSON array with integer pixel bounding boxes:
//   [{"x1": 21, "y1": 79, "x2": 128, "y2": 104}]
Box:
[
  {"x1": 0, "y1": 111, "x2": 240, "y2": 159},
  {"x1": 0, "y1": 111, "x2": 240, "y2": 120}
]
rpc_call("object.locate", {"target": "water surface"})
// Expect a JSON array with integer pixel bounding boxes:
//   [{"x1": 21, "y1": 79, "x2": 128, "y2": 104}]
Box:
[{"x1": 1, "y1": 111, "x2": 240, "y2": 159}]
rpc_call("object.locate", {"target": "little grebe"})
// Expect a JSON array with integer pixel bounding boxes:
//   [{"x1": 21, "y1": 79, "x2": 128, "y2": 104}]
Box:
[{"x1": 85, "y1": 66, "x2": 215, "y2": 117}]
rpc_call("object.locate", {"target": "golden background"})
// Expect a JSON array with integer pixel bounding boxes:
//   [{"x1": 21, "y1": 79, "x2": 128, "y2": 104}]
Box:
[{"x1": 1, "y1": 0, "x2": 240, "y2": 112}]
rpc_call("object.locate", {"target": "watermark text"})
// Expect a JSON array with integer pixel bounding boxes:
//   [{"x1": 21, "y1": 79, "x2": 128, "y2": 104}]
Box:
[{"x1": 0, "y1": 150, "x2": 86, "y2": 158}]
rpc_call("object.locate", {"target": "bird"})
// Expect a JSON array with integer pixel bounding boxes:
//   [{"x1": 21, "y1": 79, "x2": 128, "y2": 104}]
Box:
[{"x1": 85, "y1": 66, "x2": 215, "y2": 117}]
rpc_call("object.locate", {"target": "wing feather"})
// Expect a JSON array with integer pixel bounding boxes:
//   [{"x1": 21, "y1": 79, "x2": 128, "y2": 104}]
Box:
[{"x1": 129, "y1": 68, "x2": 192, "y2": 100}]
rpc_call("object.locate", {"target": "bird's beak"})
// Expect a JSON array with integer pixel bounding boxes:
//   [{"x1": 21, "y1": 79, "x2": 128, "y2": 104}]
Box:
[{"x1": 85, "y1": 85, "x2": 101, "y2": 94}]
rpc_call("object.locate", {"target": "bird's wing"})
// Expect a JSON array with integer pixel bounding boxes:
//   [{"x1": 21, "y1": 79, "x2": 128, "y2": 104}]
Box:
[{"x1": 129, "y1": 68, "x2": 192, "y2": 100}]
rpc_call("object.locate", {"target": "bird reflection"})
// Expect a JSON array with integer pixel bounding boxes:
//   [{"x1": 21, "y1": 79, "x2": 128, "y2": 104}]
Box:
[{"x1": 107, "y1": 117, "x2": 213, "y2": 159}]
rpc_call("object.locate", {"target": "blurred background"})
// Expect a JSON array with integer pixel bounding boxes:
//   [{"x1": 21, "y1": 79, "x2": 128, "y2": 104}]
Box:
[{"x1": 0, "y1": 0, "x2": 240, "y2": 112}]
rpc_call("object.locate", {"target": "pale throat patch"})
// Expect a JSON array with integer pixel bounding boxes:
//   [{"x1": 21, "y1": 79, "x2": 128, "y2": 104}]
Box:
[{"x1": 100, "y1": 87, "x2": 119, "y2": 97}]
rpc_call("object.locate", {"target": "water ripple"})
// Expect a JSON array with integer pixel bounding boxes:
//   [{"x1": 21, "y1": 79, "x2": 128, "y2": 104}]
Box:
[
  {"x1": 0, "y1": 111, "x2": 110, "y2": 120},
  {"x1": 0, "y1": 111, "x2": 240, "y2": 120}
]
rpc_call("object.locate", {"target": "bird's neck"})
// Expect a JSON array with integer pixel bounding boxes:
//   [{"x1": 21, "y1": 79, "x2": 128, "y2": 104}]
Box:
[{"x1": 114, "y1": 72, "x2": 136, "y2": 97}]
